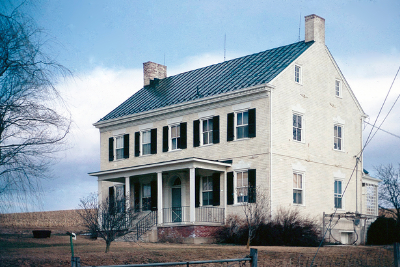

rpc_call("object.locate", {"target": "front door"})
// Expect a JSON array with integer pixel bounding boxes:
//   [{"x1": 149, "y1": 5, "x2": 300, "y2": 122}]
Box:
[{"x1": 172, "y1": 187, "x2": 182, "y2": 222}]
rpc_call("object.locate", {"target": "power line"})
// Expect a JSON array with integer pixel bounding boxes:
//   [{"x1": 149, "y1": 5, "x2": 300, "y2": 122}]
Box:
[{"x1": 364, "y1": 121, "x2": 400, "y2": 140}]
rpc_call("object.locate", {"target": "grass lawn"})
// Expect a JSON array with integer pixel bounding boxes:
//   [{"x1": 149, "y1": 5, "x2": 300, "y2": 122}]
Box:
[{"x1": 0, "y1": 233, "x2": 394, "y2": 267}]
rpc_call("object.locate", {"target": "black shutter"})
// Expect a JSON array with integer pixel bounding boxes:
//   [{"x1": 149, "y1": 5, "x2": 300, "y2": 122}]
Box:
[
  {"x1": 134, "y1": 183, "x2": 140, "y2": 212},
  {"x1": 212, "y1": 173, "x2": 220, "y2": 206},
  {"x1": 162, "y1": 126, "x2": 168, "y2": 152},
  {"x1": 248, "y1": 169, "x2": 256, "y2": 203},
  {"x1": 248, "y1": 108, "x2": 256, "y2": 138},
  {"x1": 123, "y1": 134, "x2": 130, "y2": 158},
  {"x1": 213, "y1": 116, "x2": 220, "y2": 144},
  {"x1": 151, "y1": 128, "x2": 157, "y2": 154},
  {"x1": 195, "y1": 176, "x2": 200, "y2": 208},
  {"x1": 151, "y1": 180, "x2": 157, "y2": 211},
  {"x1": 134, "y1": 132, "x2": 140, "y2": 157},
  {"x1": 180, "y1": 122, "x2": 187, "y2": 149},
  {"x1": 227, "y1": 113, "x2": 234, "y2": 141},
  {"x1": 108, "y1": 137, "x2": 114, "y2": 161},
  {"x1": 227, "y1": 172, "x2": 234, "y2": 205},
  {"x1": 193, "y1": 120, "x2": 200, "y2": 147},
  {"x1": 109, "y1": 186, "x2": 115, "y2": 214}
]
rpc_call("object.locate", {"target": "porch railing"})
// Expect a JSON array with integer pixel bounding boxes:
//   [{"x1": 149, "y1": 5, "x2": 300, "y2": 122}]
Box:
[
  {"x1": 162, "y1": 206, "x2": 225, "y2": 224},
  {"x1": 136, "y1": 210, "x2": 157, "y2": 240},
  {"x1": 196, "y1": 206, "x2": 224, "y2": 224}
]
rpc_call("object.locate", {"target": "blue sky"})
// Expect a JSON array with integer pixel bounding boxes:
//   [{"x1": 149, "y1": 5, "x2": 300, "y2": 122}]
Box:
[{"x1": 1, "y1": 0, "x2": 399, "y2": 211}]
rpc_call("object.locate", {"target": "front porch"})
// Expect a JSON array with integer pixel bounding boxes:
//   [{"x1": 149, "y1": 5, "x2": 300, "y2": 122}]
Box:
[{"x1": 90, "y1": 158, "x2": 231, "y2": 238}]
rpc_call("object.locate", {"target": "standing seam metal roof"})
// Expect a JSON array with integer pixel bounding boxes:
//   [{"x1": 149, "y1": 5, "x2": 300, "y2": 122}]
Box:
[{"x1": 99, "y1": 41, "x2": 314, "y2": 122}]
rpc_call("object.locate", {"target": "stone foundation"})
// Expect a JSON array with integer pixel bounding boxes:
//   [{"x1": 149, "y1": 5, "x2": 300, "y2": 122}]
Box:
[{"x1": 157, "y1": 225, "x2": 221, "y2": 244}]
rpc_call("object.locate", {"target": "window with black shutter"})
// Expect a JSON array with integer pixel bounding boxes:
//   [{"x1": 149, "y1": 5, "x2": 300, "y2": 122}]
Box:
[{"x1": 212, "y1": 173, "x2": 220, "y2": 206}]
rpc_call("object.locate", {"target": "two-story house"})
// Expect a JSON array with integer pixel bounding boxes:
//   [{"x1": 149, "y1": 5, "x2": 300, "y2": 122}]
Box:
[{"x1": 90, "y1": 14, "x2": 378, "y2": 244}]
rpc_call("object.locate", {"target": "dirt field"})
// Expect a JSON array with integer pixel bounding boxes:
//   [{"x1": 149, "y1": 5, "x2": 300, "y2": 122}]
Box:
[{"x1": 0, "y1": 233, "x2": 394, "y2": 267}]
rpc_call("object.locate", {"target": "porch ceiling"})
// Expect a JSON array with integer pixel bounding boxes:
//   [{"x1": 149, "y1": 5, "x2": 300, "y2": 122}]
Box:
[{"x1": 89, "y1": 157, "x2": 231, "y2": 181}]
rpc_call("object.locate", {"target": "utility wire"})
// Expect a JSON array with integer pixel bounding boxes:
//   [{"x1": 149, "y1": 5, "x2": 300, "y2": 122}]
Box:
[{"x1": 364, "y1": 121, "x2": 400, "y2": 140}]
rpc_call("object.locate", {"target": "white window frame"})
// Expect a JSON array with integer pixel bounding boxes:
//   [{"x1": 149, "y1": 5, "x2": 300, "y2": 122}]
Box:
[
  {"x1": 169, "y1": 124, "x2": 181, "y2": 151},
  {"x1": 365, "y1": 183, "x2": 378, "y2": 216},
  {"x1": 200, "y1": 117, "x2": 213, "y2": 146},
  {"x1": 234, "y1": 110, "x2": 249, "y2": 140},
  {"x1": 293, "y1": 172, "x2": 304, "y2": 205},
  {"x1": 294, "y1": 64, "x2": 302, "y2": 84},
  {"x1": 335, "y1": 79, "x2": 342, "y2": 98},
  {"x1": 293, "y1": 113, "x2": 304, "y2": 143},
  {"x1": 201, "y1": 176, "x2": 213, "y2": 206},
  {"x1": 115, "y1": 135, "x2": 125, "y2": 160},
  {"x1": 234, "y1": 170, "x2": 249, "y2": 204},
  {"x1": 141, "y1": 129, "x2": 152, "y2": 156},
  {"x1": 334, "y1": 124, "x2": 343, "y2": 151},
  {"x1": 334, "y1": 179, "x2": 344, "y2": 210},
  {"x1": 142, "y1": 183, "x2": 151, "y2": 211}
]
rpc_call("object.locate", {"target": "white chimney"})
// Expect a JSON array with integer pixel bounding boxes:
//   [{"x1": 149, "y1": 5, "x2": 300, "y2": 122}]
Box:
[
  {"x1": 143, "y1": 61, "x2": 167, "y2": 86},
  {"x1": 305, "y1": 14, "x2": 325, "y2": 45}
]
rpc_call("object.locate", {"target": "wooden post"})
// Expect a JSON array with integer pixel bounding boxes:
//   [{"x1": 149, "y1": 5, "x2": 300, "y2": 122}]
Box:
[
  {"x1": 71, "y1": 257, "x2": 81, "y2": 267},
  {"x1": 250, "y1": 248, "x2": 258, "y2": 267},
  {"x1": 394, "y1": 243, "x2": 400, "y2": 267}
]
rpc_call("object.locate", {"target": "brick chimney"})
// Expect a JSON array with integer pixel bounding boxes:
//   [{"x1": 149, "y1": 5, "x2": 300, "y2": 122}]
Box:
[
  {"x1": 143, "y1": 61, "x2": 167, "y2": 86},
  {"x1": 305, "y1": 14, "x2": 325, "y2": 45}
]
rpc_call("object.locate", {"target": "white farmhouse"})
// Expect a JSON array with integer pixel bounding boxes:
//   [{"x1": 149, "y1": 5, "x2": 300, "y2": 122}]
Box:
[{"x1": 90, "y1": 14, "x2": 379, "y2": 244}]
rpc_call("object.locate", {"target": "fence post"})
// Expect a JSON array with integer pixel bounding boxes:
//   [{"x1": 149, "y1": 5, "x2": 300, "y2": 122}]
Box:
[
  {"x1": 71, "y1": 256, "x2": 81, "y2": 267},
  {"x1": 250, "y1": 248, "x2": 258, "y2": 267},
  {"x1": 395, "y1": 243, "x2": 400, "y2": 267}
]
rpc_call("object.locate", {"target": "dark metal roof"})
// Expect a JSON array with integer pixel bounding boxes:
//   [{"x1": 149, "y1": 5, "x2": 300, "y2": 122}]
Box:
[{"x1": 99, "y1": 41, "x2": 314, "y2": 122}]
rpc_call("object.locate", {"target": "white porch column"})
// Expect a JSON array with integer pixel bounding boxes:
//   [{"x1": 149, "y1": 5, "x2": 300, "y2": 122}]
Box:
[
  {"x1": 190, "y1": 167, "x2": 195, "y2": 223},
  {"x1": 125, "y1": 177, "x2": 130, "y2": 211},
  {"x1": 157, "y1": 172, "x2": 163, "y2": 224}
]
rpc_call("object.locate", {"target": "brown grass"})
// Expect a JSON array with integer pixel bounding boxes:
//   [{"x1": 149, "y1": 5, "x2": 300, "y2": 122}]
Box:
[{"x1": 0, "y1": 233, "x2": 394, "y2": 267}]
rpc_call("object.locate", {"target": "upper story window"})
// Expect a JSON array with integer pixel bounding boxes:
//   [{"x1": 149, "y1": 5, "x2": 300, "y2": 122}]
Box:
[
  {"x1": 109, "y1": 134, "x2": 129, "y2": 161},
  {"x1": 193, "y1": 116, "x2": 220, "y2": 147},
  {"x1": 335, "y1": 80, "x2": 342, "y2": 97},
  {"x1": 171, "y1": 124, "x2": 180, "y2": 150},
  {"x1": 294, "y1": 65, "x2": 302, "y2": 84},
  {"x1": 334, "y1": 125, "x2": 343, "y2": 151},
  {"x1": 334, "y1": 180, "x2": 343, "y2": 209},
  {"x1": 163, "y1": 123, "x2": 187, "y2": 152},
  {"x1": 227, "y1": 109, "x2": 256, "y2": 141},
  {"x1": 293, "y1": 113, "x2": 303, "y2": 142},
  {"x1": 293, "y1": 172, "x2": 304, "y2": 205},
  {"x1": 202, "y1": 176, "x2": 213, "y2": 206},
  {"x1": 134, "y1": 129, "x2": 157, "y2": 157}
]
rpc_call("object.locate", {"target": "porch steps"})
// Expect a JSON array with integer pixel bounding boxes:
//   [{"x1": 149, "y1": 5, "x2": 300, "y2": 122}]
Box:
[{"x1": 116, "y1": 210, "x2": 154, "y2": 242}]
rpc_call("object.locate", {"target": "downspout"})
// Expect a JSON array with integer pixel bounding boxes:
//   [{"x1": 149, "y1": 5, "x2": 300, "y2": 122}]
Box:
[{"x1": 269, "y1": 88, "x2": 273, "y2": 219}]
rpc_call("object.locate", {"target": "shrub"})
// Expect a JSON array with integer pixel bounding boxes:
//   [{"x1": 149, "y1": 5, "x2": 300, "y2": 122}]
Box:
[
  {"x1": 367, "y1": 216, "x2": 399, "y2": 245},
  {"x1": 217, "y1": 208, "x2": 320, "y2": 247}
]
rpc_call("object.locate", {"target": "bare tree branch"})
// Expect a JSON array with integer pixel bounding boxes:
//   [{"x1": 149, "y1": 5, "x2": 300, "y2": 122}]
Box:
[{"x1": 376, "y1": 163, "x2": 400, "y2": 224}]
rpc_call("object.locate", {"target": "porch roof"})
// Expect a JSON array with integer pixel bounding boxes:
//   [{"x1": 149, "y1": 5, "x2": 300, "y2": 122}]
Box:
[{"x1": 89, "y1": 157, "x2": 232, "y2": 180}]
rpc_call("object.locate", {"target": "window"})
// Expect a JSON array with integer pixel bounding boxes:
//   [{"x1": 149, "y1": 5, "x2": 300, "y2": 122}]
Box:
[
  {"x1": 115, "y1": 136, "x2": 124, "y2": 159},
  {"x1": 202, "y1": 176, "x2": 213, "y2": 206},
  {"x1": 227, "y1": 109, "x2": 256, "y2": 141},
  {"x1": 163, "y1": 123, "x2": 187, "y2": 152},
  {"x1": 293, "y1": 114, "x2": 303, "y2": 142},
  {"x1": 295, "y1": 65, "x2": 302, "y2": 84},
  {"x1": 335, "y1": 80, "x2": 342, "y2": 97},
  {"x1": 202, "y1": 118, "x2": 213, "y2": 145},
  {"x1": 109, "y1": 134, "x2": 129, "y2": 161},
  {"x1": 142, "y1": 130, "x2": 151, "y2": 155},
  {"x1": 236, "y1": 171, "x2": 248, "y2": 203},
  {"x1": 171, "y1": 125, "x2": 180, "y2": 150},
  {"x1": 334, "y1": 180, "x2": 343, "y2": 209},
  {"x1": 293, "y1": 172, "x2": 303, "y2": 204},
  {"x1": 142, "y1": 184, "x2": 151, "y2": 211},
  {"x1": 334, "y1": 125, "x2": 343, "y2": 150},
  {"x1": 365, "y1": 183, "x2": 377, "y2": 215},
  {"x1": 236, "y1": 111, "x2": 249, "y2": 139}
]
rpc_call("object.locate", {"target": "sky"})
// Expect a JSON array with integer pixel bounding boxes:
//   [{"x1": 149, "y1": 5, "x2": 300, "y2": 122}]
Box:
[{"x1": 1, "y1": 0, "x2": 399, "y2": 212}]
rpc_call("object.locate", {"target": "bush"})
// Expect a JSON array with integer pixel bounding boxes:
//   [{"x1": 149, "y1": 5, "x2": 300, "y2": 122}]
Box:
[
  {"x1": 217, "y1": 208, "x2": 320, "y2": 247},
  {"x1": 367, "y1": 216, "x2": 399, "y2": 245}
]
